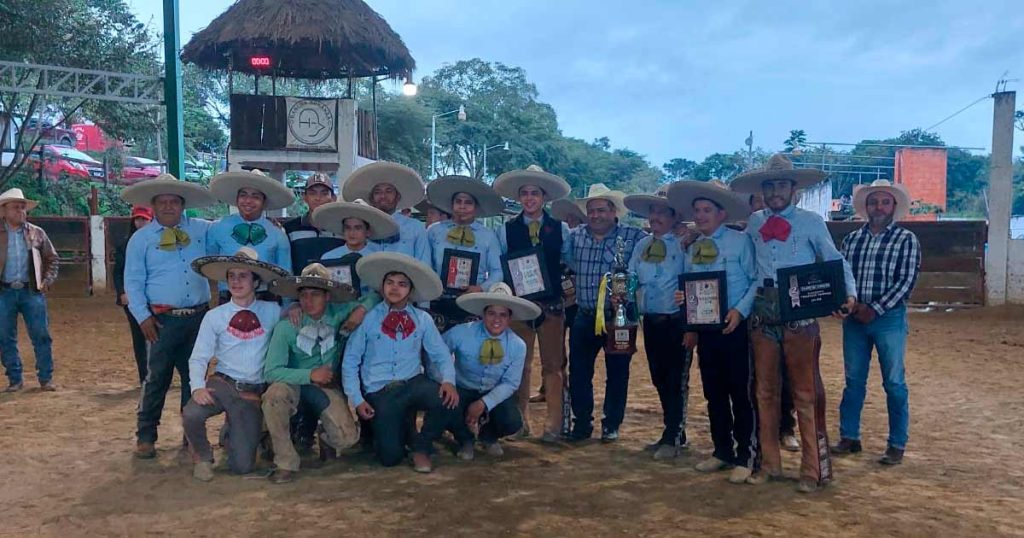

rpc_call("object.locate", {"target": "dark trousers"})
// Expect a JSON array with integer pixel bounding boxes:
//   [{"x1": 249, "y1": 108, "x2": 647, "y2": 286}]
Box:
[
  {"x1": 123, "y1": 306, "x2": 148, "y2": 384},
  {"x1": 697, "y1": 328, "x2": 758, "y2": 469},
  {"x1": 182, "y1": 375, "x2": 264, "y2": 474},
  {"x1": 136, "y1": 311, "x2": 203, "y2": 444},
  {"x1": 780, "y1": 363, "x2": 797, "y2": 435},
  {"x1": 568, "y1": 311, "x2": 633, "y2": 436},
  {"x1": 450, "y1": 387, "x2": 523, "y2": 444},
  {"x1": 641, "y1": 314, "x2": 692, "y2": 446},
  {"x1": 364, "y1": 375, "x2": 456, "y2": 467}
]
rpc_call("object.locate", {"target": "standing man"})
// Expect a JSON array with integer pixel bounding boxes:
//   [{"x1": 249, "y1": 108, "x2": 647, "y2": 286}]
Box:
[
  {"x1": 314, "y1": 199, "x2": 398, "y2": 300},
  {"x1": 834, "y1": 180, "x2": 920, "y2": 466},
  {"x1": 563, "y1": 184, "x2": 646, "y2": 442},
  {"x1": 342, "y1": 161, "x2": 431, "y2": 265},
  {"x1": 283, "y1": 173, "x2": 345, "y2": 271},
  {"x1": 122, "y1": 175, "x2": 218, "y2": 458},
  {"x1": 493, "y1": 165, "x2": 571, "y2": 442},
  {"x1": 0, "y1": 188, "x2": 58, "y2": 392},
  {"x1": 730, "y1": 155, "x2": 857, "y2": 493}
]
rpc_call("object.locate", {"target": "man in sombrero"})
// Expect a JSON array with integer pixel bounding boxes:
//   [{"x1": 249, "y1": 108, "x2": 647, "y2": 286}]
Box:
[
  {"x1": 283, "y1": 173, "x2": 345, "y2": 271},
  {"x1": 314, "y1": 198, "x2": 398, "y2": 303},
  {"x1": 414, "y1": 197, "x2": 450, "y2": 229},
  {"x1": 341, "y1": 161, "x2": 431, "y2": 265},
  {"x1": 730, "y1": 154, "x2": 857, "y2": 493},
  {"x1": 122, "y1": 174, "x2": 218, "y2": 459},
  {"x1": 181, "y1": 247, "x2": 288, "y2": 481},
  {"x1": 263, "y1": 263, "x2": 363, "y2": 483},
  {"x1": 446, "y1": 283, "x2": 540, "y2": 459},
  {"x1": 341, "y1": 252, "x2": 459, "y2": 473}
]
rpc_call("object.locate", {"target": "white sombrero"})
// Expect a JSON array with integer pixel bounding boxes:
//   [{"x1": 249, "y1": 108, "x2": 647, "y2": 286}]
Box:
[
  {"x1": 426, "y1": 175, "x2": 504, "y2": 218},
  {"x1": 729, "y1": 154, "x2": 828, "y2": 194},
  {"x1": 191, "y1": 246, "x2": 290, "y2": 283},
  {"x1": 0, "y1": 188, "x2": 38, "y2": 211},
  {"x1": 493, "y1": 165, "x2": 571, "y2": 201},
  {"x1": 666, "y1": 180, "x2": 752, "y2": 222},
  {"x1": 121, "y1": 174, "x2": 217, "y2": 209},
  {"x1": 578, "y1": 183, "x2": 628, "y2": 219},
  {"x1": 270, "y1": 262, "x2": 356, "y2": 302},
  {"x1": 550, "y1": 197, "x2": 586, "y2": 222},
  {"x1": 209, "y1": 168, "x2": 295, "y2": 211},
  {"x1": 624, "y1": 184, "x2": 674, "y2": 218},
  {"x1": 356, "y1": 252, "x2": 443, "y2": 303},
  {"x1": 456, "y1": 282, "x2": 542, "y2": 321},
  {"x1": 852, "y1": 179, "x2": 911, "y2": 221},
  {"x1": 311, "y1": 199, "x2": 399, "y2": 239},
  {"x1": 341, "y1": 161, "x2": 425, "y2": 210}
]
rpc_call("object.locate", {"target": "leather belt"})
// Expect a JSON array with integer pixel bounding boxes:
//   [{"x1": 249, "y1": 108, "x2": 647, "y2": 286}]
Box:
[
  {"x1": 750, "y1": 314, "x2": 816, "y2": 331},
  {"x1": 213, "y1": 372, "x2": 266, "y2": 394},
  {"x1": 152, "y1": 303, "x2": 209, "y2": 317},
  {"x1": 643, "y1": 312, "x2": 683, "y2": 324},
  {"x1": 0, "y1": 281, "x2": 27, "y2": 290}
]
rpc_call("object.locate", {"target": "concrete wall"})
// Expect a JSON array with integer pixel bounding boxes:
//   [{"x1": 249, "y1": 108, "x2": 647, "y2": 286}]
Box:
[{"x1": 1008, "y1": 239, "x2": 1024, "y2": 303}]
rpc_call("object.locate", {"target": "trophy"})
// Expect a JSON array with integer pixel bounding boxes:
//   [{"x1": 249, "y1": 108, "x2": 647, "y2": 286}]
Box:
[{"x1": 604, "y1": 236, "x2": 639, "y2": 354}]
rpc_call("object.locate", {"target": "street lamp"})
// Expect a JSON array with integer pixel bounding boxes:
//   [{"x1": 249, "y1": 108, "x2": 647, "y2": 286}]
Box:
[
  {"x1": 430, "y1": 105, "x2": 467, "y2": 178},
  {"x1": 402, "y1": 75, "x2": 417, "y2": 97},
  {"x1": 482, "y1": 141, "x2": 509, "y2": 180}
]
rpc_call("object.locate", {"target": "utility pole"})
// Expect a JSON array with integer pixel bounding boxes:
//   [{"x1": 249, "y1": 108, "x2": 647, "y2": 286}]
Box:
[
  {"x1": 984, "y1": 91, "x2": 1016, "y2": 305},
  {"x1": 163, "y1": 0, "x2": 185, "y2": 179}
]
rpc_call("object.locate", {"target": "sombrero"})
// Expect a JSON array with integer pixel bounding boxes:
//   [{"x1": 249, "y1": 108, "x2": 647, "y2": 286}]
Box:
[
  {"x1": 121, "y1": 174, "x2": 217, "y2": 209},
  {"x1": 191, "y1": 246, "x2": 290, "y2": 283},
  {"x1": 426, "y1": 175, "x2": 504, "y2": 218},
  {"x1": 311, "y1": 199, "x2": 399, "y2": 239},
  {"x1": 550, "y1": 197, "x2": 586, "y2": 222},
  {"x1": 270, "y1": 262, "x2": 356, "y2": 302},
  {"x1": 413, "y1": 197, "x2": 449, "y2": 216},
  {"x1": 578, "y1": 183, "x2": 628, "y2": 218},
  {"x1": 341, "y1": 161, "x2": 425, "y2": 209},
  {"x1": 493, "y1": 165, "x2": 571, "y2": 201},
  {"x1": 729, "y1": 154, "x2": 828, "y2": 194},
  {"x1": 0, "y1": 188, "x2": 39, "y2": 211},
  {"x1": 852, "y1": 179, "x2": 911, "y2": 221},
  {"x1": 356, "y1": 252, "x2": 443, "y2": 303},
  {"x1": 624, "y1": 184, "x2": 674, "y2": 218},
  {"x1": 456, "y1": 283, "x2": 542, "y2": 321},
  {"x1": 209, "y1": 168, "x2": 295, "y2": 211},
  {"x1": 666, "y1": 180, "x2": 751, "y2": 222}
]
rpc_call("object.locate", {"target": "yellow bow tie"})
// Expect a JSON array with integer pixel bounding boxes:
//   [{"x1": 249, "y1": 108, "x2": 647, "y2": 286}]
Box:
[
  {"x1": 479, "y1": 337, "x2": 505, "y2": 365},
  {"x1": 447, "y1": 225, "x2": 476, "y2": 247},
  {"x1": 158, "y1": 227, "x2": 191, "y2": 251},
  {"x1": 641, "y1": 237, "x2": 666, "y2": 263},
  {"x1": 691, "y1": 238, "x2": 719, "y2": 265},
  {"x1": 528, "y1": 220, "x2": 541, "y2": 246}
]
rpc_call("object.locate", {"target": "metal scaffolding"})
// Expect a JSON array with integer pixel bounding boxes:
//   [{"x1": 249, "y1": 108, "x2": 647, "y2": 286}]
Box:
[{"x1": 0, "y1": 61, "x2": 162, "y2": 105}]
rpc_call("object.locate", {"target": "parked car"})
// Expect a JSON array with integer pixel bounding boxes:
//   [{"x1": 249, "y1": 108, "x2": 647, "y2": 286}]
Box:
[
  {"x1": 27, "y1": 145, "x2": 105, "y2": 181},
  {"x1": 184, "y1": 159, "x2": 214, "y2": 182},
  {"x1": 22, "y1": 118, "x2": 78, "y2": 147},
  {"x1": 121, "y1": 156, "x2": 162, "y2": 182}
]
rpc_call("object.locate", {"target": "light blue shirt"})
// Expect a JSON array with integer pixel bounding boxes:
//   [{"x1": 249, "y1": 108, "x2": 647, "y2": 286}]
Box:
[
  {"x1": 442, "y1": 321, "x2": 526, "y2": 410},
  {"x1": 188, "y1": 299, "x2": 281, "y2": 390},
  {"x1": 427, "y1": 220, "x2": 504, "y2": 291},
  {"x1": 683, "y1": 225, "x2": 758, "y2": 318},
  {"x1": 124, "y1": 215, "x2": 212, "y2": 323},
  {"x1": 321, "y1": 242, "x2": 381, "y2": 298},
  {"x1": 746, "y1": 205, "x2": 857, "y2": 298},
  {"x1": 374, "y1": 212, "x2": 431, "y2": 265},
  {"x1": 207, "y1": 213, "x2": 292, "y2": 277},
  {"x1": 496, "y1": 213, "x2": 571, "y2": 254},
  {"x1": 2, "y1": 221, "x2": 29, "y2": 283},
  {"x1": 342, "y1": 302, "x2": 455, "y2": 407},
  {"x1": 629, "y1": 233, "x2": 686, "y2": 315}
]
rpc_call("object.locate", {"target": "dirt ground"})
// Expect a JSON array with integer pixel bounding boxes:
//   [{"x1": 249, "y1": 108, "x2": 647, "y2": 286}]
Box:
[{"x1": 1, "y1": 297, "x2": 1022, "y2": 537}]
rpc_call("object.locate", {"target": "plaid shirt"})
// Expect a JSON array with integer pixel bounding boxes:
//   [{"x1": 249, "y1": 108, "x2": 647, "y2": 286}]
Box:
[
  {"x1": 564, "y1": 224, "x2": 647, "y2": 310},
  {"x1": 841, "y1": 223, "x2": 921, "y2": 315}
]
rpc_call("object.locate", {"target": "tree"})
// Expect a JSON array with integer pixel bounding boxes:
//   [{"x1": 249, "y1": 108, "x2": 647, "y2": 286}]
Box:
[
  {"x1": 784, "y1": 129, "x2": 807, "y2": 152},
  {"x1": 692, "y1": 153, "x2": 744, "y2": 181},
  {"x1": 663, "y1": 158, "x2": 697, "y2": 180}
]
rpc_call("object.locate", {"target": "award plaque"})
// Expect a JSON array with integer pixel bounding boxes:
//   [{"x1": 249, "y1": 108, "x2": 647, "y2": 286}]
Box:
[
  {"x1": 501, "y1": 247, "x2": 551, "y2": 300},
  {"x1": 321, "y1": 253, "x2": 362, "y2": 296},
  {"x1": 441, "y1": 248, "x2": 480, "y2": 294},
  {"x1": 678, "y1": 271, "x2": 728, "y2": 330},
  {"x1": 777, "y1": 259, "x2": 845, "y2": 322}
]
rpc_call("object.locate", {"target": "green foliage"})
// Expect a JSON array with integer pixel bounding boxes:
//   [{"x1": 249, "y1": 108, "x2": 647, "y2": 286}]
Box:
[
  {"x1": 4, "y1": 170, "x2": 130, "y2": 216},
  {"x1": 783, "y1": 129, "x2": 807, "y2": 152}
]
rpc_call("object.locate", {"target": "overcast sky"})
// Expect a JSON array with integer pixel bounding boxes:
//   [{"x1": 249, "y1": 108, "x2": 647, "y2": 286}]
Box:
[{"x1": 130, "y1": 0, "x2": 1023, "y2": 167}]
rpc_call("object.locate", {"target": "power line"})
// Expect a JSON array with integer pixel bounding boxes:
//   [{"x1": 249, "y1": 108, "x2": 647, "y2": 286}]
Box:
[{"x1": 923, "y1": 94, "x2": 991, "y2": 132}]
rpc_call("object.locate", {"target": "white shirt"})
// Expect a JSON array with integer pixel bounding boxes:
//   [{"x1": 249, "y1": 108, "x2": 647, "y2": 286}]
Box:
[{"x1": 188, "y1": 298, "x2": 282, "y2": 390}]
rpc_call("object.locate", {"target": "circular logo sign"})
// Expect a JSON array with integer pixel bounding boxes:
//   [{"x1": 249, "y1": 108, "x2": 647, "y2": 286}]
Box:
[{"x1": 287, "y1": 100, "x2": 335, "y2": 147}]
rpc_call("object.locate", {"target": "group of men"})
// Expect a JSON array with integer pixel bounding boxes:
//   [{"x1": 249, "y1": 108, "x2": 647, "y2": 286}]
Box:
[{"x1": 0, "y1": 151, "x2": 919, "y2": 493}]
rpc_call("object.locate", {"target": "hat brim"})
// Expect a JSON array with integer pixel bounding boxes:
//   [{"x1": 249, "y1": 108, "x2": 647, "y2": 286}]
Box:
[
  {"x1": 0, "y1": 198, "x2": 38, "y2": 211},
  {"x1": 269, "y1": 275, "x2": 356, "y2": 302},
  {"x1": 623, "y1": 194, "x2": 675, "y2": 218},
  {"x1": 209, "y1": 172, "x2": 295, "y2": 211},
  {"x1": 311, "y1": 201, "x2": 399, "y2": 239},
  {"x1": 356, "y1": 252, "x2": 443, "y2": 303},
  {"x1": 852, "y1": 185, "x2": 911, "y2": 220},
  {"x1": 729, "y1": 168, "x2": 827, "y2": 194},
  {"x1": 493, "y1": 170, "x2": 571, "y2": 201},
  {"x1": 550, "y1": 198, "x2": 585, "y2": 221},
  {"x1": 191, "y1": 255, "x2": 290, "y2": 283},
  {"x1": 341, "y1": 162, "x2": 425, "y2": 209},
  {"x1": 122, "y1": 178, "x2": 218, "y2": 209},
  {"x1": 456, "y1": 293, "x2": 542, "y2": 321},
  {"x1": 666, "y1": 181, "x2": 752, "y2": 222},
  {"x1": 579, "y1": 192, "x2": 628, "y2": 219},
  {"x1": 427, "y1": 176, "x2": 505, "y2": 218}
]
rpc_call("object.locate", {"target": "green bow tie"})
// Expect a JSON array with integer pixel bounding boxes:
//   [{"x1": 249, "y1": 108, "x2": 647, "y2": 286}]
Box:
[
  {"x1": 691, "y1": 238, "x2": 719, "y2": 265},
  {"x1": 158, "y1": 227, "x2": 190, "y2": 251},
  {"x1": 641, "y1": 237, "x2": 666, "y2": 263},
  {"x1": 479, "y1": 338, "x2": 504, "y2": 365},
  {"x1": 231, "y1": 222, "x2": 268, "y2": 246},
  {"x1": 447, "y1": 225, "x2": 475, "y2": 247}
]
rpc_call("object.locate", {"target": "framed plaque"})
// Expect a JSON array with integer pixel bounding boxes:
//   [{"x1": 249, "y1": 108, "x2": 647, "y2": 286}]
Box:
[
  {"x1": 501, "y1": 247, "x2": 551, "y2": 300},
  {"x1": 441, "y1": 248, "x2": 480, "y2": 294},
  {"x1": 777, "y1": 259, "x2": 845, "y2": 322},
  {"x1": 321, "y1": 253, "x2": 362, "y2": 296},
  {"x1": 678, "y1": 271, "x2": 728, "y2": 330}
]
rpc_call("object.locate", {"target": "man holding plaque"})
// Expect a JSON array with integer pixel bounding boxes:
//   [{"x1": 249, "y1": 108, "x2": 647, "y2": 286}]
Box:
[
  {"x1": 833, "y1": 180, "x2": 920, "y2": 466},
  {"x1": 493, "y1": 166, "x2": 572, "y2": 442},
  {"x1": 341, "y1": 161, "x2": 431, "y2": 265},
  {"x1": 731, "y1": 154, "x2": 857, "y2": 493}
]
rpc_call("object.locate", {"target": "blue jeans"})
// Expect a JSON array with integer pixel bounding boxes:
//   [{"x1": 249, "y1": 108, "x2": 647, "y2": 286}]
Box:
[
  {"x1": 0, "y1": 287, "x2": 54, "y2": 385},
  {"x1": 839, "y1": 305, "x2": 910, "y2": 449},
  {"x1": 568, "y1": 311, "x2": 633, "y2": 436}
]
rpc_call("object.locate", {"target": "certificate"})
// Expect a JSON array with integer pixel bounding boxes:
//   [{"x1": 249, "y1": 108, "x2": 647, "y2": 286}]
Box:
[
  {"x1": 321, "y1": 253, "x2": 362, "y2": 296},
  {"x1": 678, "y1": 271, "x2": 728, "y2": 330},
  {"x1": 501, "y1": 247, "x2": 551, "y2": 300},
  {"x1": 777, "y1": 260, "x2": 845, "y2": 322},
  {"x1": 441, "y1": 248, "x2": 480, "y2": 294}
]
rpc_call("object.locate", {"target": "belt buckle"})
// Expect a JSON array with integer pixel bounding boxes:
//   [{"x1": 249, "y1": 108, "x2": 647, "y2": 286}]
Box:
[{"x1": 9, "y1": 282, "x2": 25, "y2": 290}]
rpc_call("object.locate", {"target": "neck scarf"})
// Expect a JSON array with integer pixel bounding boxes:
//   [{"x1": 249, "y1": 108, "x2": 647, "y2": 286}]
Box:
[
  {"x1": 296, "y1": 318, "x2": 336, "y2": 356},
  {"x1": 158, "y1": 227, "x2": 190, "y2": 251},
  {"x1": 231, "y1": 222, "x2": 268, "y2": 246},
  {"x1": 691, "y1": 238, "x2": 719, "y2": 265},
  {"x1": 759, "y1": 215, "x2": 792, "y2": 243},
  {"x1": 641, "y1": 237, "x2": 666, "y2": 263},
  {"x1": 446, "y1": 225, "x2": 475, "y2": 247},
  {"x1": 528, "y1": 220, "x2": 542, "y2": 246},
  {"x1": 227, "y1": 309, "x2": 264, "y2": 340},
  {"x1": 382, "y1": 310, "x2": 416, "y2": 340},
  {"x1": 479, "y1": 337, "x2": 505, "y2": 365}
]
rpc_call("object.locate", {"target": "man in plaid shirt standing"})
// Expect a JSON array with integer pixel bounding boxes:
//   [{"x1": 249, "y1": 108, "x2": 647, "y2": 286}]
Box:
[{"x1": 833, "y1": 180, "x2": 921, "y2": 466}]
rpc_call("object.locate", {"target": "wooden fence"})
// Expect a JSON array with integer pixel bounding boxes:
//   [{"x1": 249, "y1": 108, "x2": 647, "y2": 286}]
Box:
[{"x1": 26, "y1": 217, "x2": 91, "y2": 296}]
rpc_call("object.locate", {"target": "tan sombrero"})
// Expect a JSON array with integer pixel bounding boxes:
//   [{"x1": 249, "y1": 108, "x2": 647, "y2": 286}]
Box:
[
  {"x1": 0, "y1": 188, "x2": 38, "y2": 211},
  {"x1": 270, "y1": 262, "x2": 356, "y2": 302},
  {"x1": 426, "y1": 175, "x2": 504, "y2": 218},
  {"x1": 456, "y1": 282, "x2": 542, "y2": 321},
  {"x1": 121, "y1": 174, "x2": 217, "y2": 209},
  {"x1": 311, "y1": 199, "x2": 399, "y2": 239},
  {"x1": 578, "y1": 183, "x2": 628, "y2": 219},
  {"x1": 550, "y1": 197, "x2": 586, "y2": 222},
  {"x1": 341, "y1": 161, "x2": 425, "y2": 210},
  {"x1": 666, "y1": 180, "x2": 752, "y2": 222},
  {"x1": 493, "y1": 165, "x2": 571, "y2": 201},
  {"x1": 852, "y1": 179, "x2": 911, "y2": 221},
  {"x1": 356, "y1": 252, "x2": 443, "y2": 303},
  {"x1": 191, "y1": 246, "x2": 290, "y2": 283},
  {"x1": 209, "y1": 168, "x2": 295, "y2": 211},
  {"x1": 729, "y1": 154, "x2": 828, "y2": 194},
  {"x1": 623, "y1": 184, "x2": 675, "y2": 218}
]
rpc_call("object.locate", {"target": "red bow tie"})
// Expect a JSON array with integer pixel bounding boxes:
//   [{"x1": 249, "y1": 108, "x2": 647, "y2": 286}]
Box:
[
  {"x1": 759, "y1": 215, "x2": 792, "y2": 243},
  {"x1": 382, "y1": 311, "x2": 416, "y2": 340}
]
